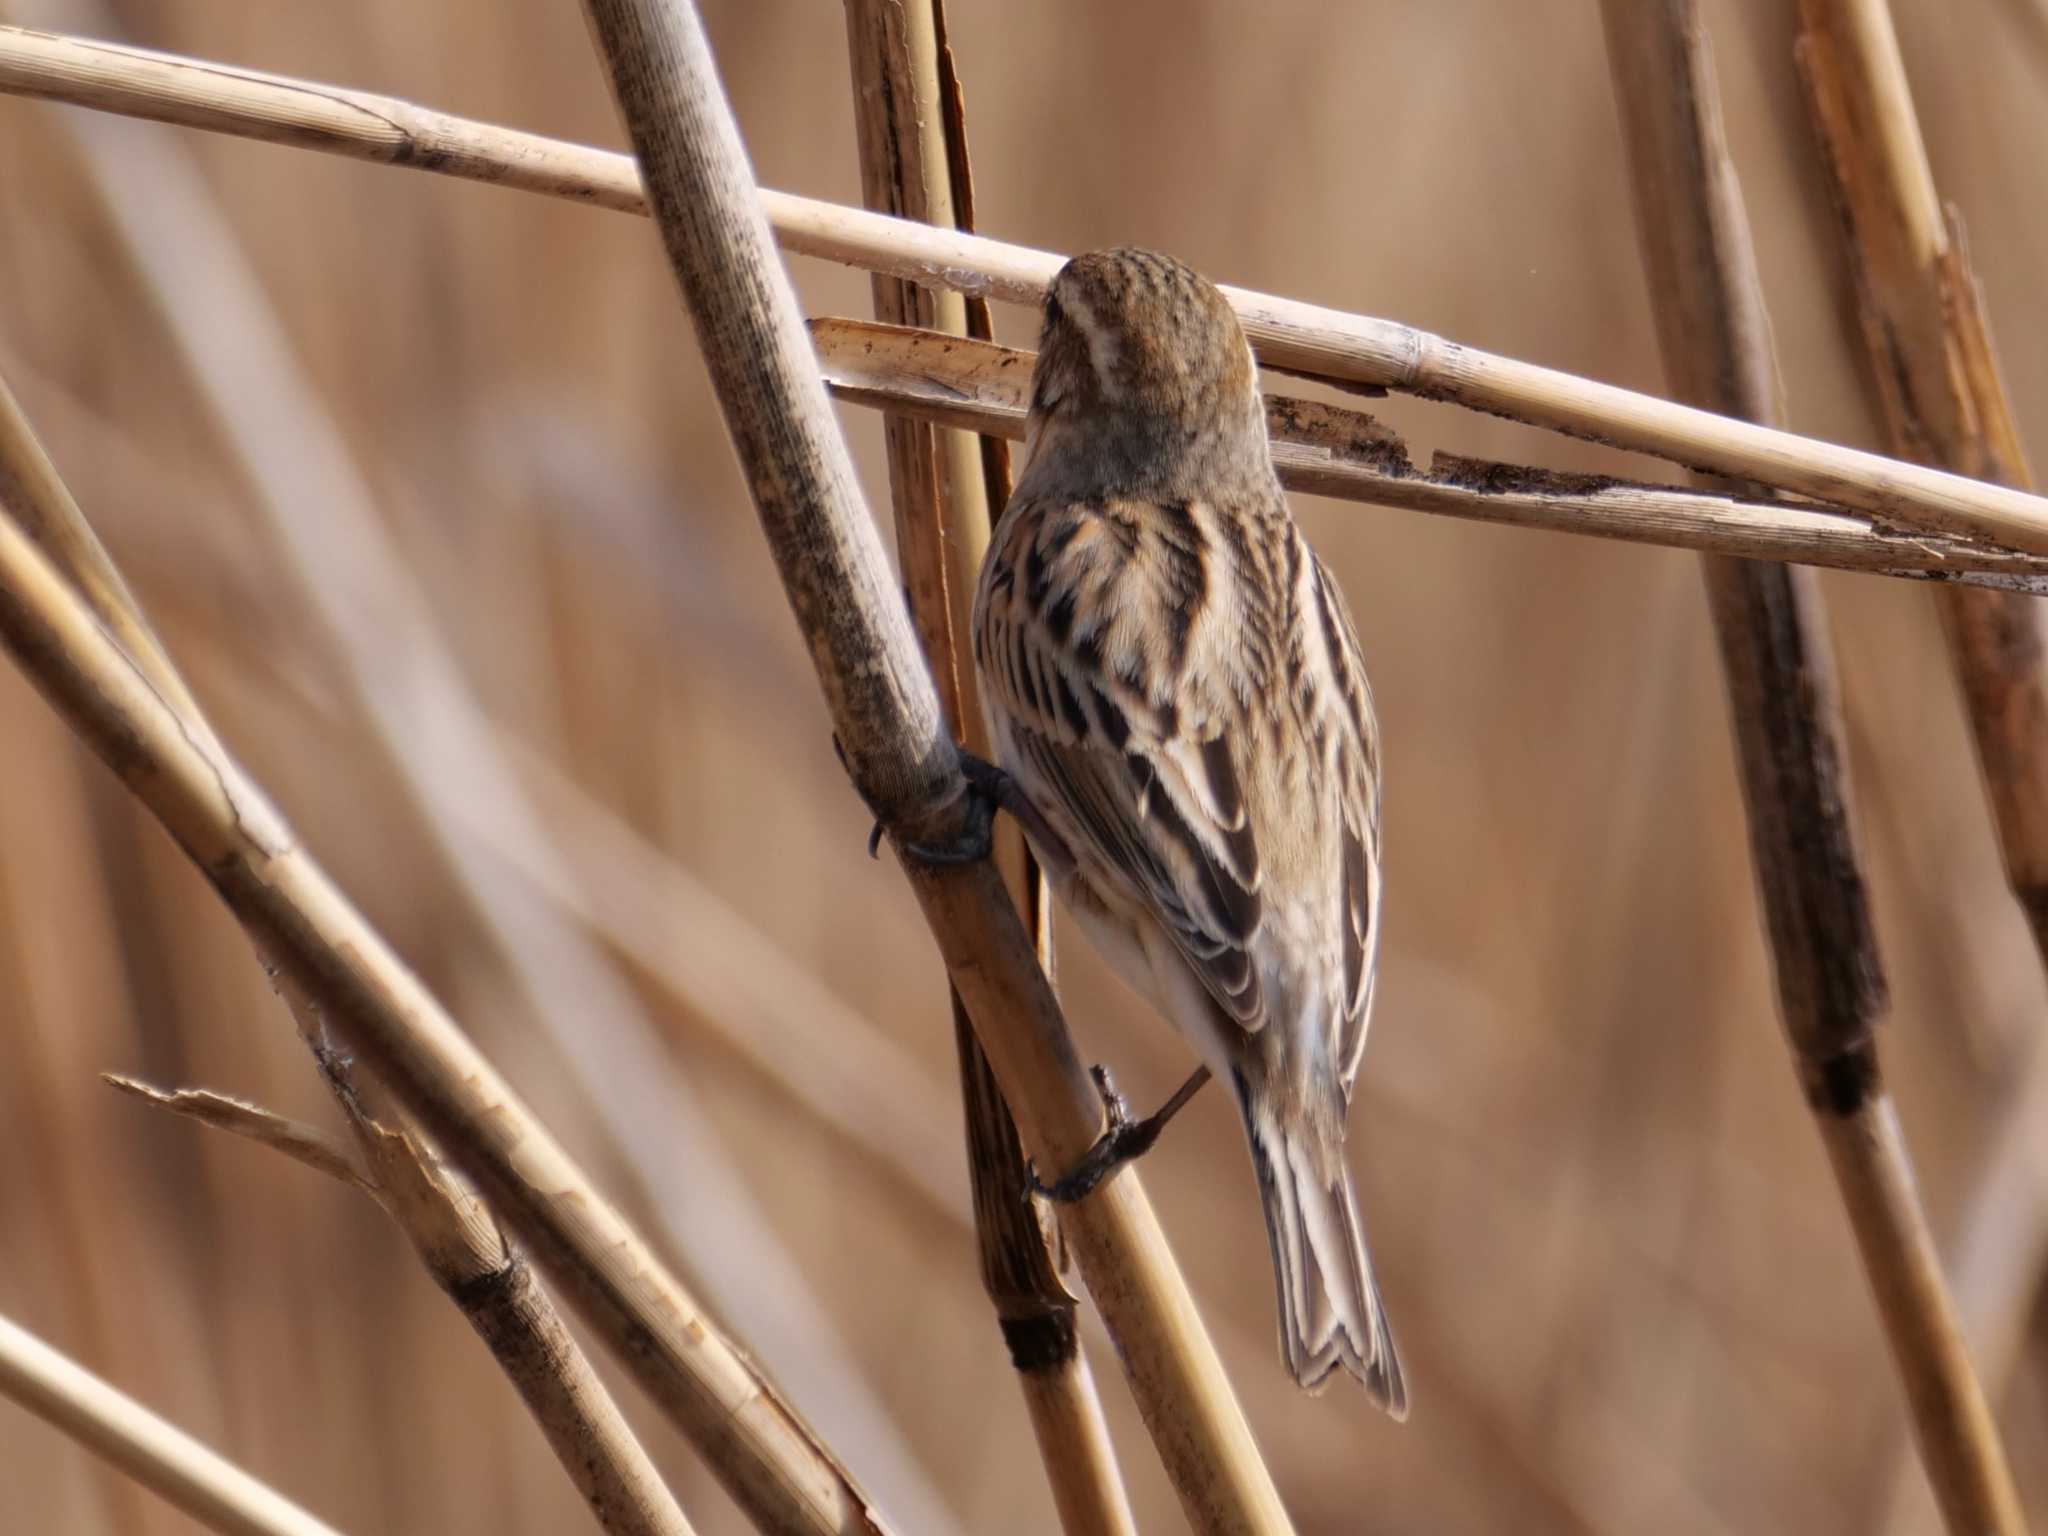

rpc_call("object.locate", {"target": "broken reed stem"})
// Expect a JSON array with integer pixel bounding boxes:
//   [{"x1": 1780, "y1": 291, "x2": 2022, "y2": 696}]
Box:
[
  {"x1": 102, "y1": 1075, "x2": 375, "y2": 1193},
  {"x1": 1597, "y1": 6, "x2": 2024, "y2": 1533},
  {"x1": 2, "y1": 343, "x2": 699, "y2": 1536},
  {"x1": 111, "y1": 1060, "x2": 699, "y2": 1536},
  {"x1": 840, "y1": 5, "x2": 1137, "y2": 1533},
  {"x1": 574, "y1": 1, "x2": 1290, "y2": 1530},
  {"x1": 0, "y1": 264, "x2": 714, "y2": 1534},
  {"x1": 0, "y1": 422, "x2": 892, "y2": 1536},
  {"x1": 7, "y1": 28, "x2": 2048, "y2": 557},
  {"x1": 0, "y1": 1308, "x2": 347, "y2": 1536},
  {"x1": 1795, "y1": 0, "x2": 2048, "y2": 963},
  {"x1": 806, "y1": 317, "x2": 2048, "y2": 591},
  {"x1": 310, "y1": 1039, "x2": 701, "y2": 1536},
  {"x1": 35, "y1": 48, "x2": 952, "y2": 1519},
  {"x1": 842, "y1": 0, "x2": 974, "y2": 692}
]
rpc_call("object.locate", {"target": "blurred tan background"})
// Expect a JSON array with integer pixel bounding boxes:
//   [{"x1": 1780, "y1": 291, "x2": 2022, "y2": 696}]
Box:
[{"x1": 2, "y1": 1, "x2": 2046, "y2": 1531}]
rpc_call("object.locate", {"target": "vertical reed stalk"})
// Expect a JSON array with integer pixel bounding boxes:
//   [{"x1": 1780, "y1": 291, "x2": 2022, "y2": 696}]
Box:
[
  {"x1": 840, "y1": 4, "x2": 1136, "y2": 1531},
  {"x1": 575, "y1": 0, "x2": 1292, "y2": 1528},
  {"x1": 1795, "y1": 4, "x2": 2048, "y2": 1525},
  {"x1": 1795, "y1": 0, "x2": 2048, "y2": 1007},
  {"x1": 1597, "y1": 5, "x2": 2024, "y2": 1532}
]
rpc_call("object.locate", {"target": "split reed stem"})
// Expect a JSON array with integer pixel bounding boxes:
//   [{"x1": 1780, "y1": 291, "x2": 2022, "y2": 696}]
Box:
[
  {"x1": 840, "y1": 4, "x2": 1139, "y2": 1531},
  {"x1": 1598, "y1": 7, "x2": 2023, "y2": 1533},
  {"x1": 574, "y1": 0, "x2": 1290, "y2": 1528}
]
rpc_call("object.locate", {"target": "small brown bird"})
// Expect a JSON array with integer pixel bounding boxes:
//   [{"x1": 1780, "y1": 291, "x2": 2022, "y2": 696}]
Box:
[{"x1": 969, "y1": 247, "x2": 1405, "y2": 1412}]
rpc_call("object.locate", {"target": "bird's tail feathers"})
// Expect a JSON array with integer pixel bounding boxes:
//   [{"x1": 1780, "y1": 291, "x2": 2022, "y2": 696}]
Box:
[{"x1": 1242, "y1": 1094, "x2": 1407, "y2": 1417}]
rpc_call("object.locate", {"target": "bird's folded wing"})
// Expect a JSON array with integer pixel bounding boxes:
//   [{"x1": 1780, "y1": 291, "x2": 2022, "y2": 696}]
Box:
[
  {"x1": 1304, "y1": 551, "x2": 1382, "y2": 1100},
  {"x1": 978, "y1": 498, "x2": 1269, "y2": 1031},
  {"x1": 1015, "y1": 721, "x2": 1264, "y2": 1026}
]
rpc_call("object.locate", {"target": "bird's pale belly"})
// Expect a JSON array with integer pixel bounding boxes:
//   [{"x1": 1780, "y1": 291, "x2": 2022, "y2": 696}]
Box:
[{"x1": 1056, "y1": 860, "x2": 1245, "y2": 1089}]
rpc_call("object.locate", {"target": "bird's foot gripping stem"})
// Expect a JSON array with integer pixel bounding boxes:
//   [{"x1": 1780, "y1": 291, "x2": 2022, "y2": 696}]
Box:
[
  {"x1": 1029, "y1": 1064, "x2": 1212, "y2": 1203},
  {"x1": 857, "y1": 748, "x2": 1075, "y2": 876}
]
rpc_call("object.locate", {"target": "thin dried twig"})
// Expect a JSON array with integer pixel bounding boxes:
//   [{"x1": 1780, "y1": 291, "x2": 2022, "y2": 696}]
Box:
[
  {"x1": 1598, "y1": 6, "x2": 2023, "y2": 1534},
  {"x1": 840, "y1": 5, "x2": 1137, "y2": 1533},
  {"x1": 0, "y1": 1308, "x2": 348, "y2": 1536},
  {"x1": 575, "y1": 0, "x2": 1290, "y2": 1529},
  {"x1": 809, "y1": 317, "x2": 2048, "y2": 590},
  {"x1": 5, "y1": 25, "x2": 2048, "y2": 555}
]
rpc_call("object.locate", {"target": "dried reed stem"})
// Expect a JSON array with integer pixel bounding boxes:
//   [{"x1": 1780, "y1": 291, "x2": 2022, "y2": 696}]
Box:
[
  {"x1": 0, "y1": 1308, "x2": 347, "y2": 1536},
  {"x1": 1796, "y1": 5, "x2": 2048, "y2": 1527},
  {"x1": 574, "y1": 1, "x2": 1289, "y2": 1529},
  {"x1": 0, "y1": 417, "x2": 894, "y2": 1534},
  {"x1": 113, "y1": 1054, "x2": 701, "y2": 1536},
  {"x1": 1794, "y1": 1, "x2": 2048, "y2": 963},
  {"x1": 841, "y1": 6, "x2": 1136, "y2": 1532},
  {"x1": 6, "y1": 25, "x2": 2048, "y2": 556},
  {"x1": 0, "y1": 36, "x2": 921, "y2": 1515},
  {"x1": 1598, "y1": 6, "x2": 2023, "y2": 1533},
  {"x1": 0, "y1": 371, "x2": 216, "y2": 742},
  {"x1": 8, "y1": 194, "x2": 688, "y2": 1536},
  {"x1": 26, "y1": 29, "x2": 950, "y2": 1514},
  {"x1": 808, "y1": 317, "x2": 2048, "y2": 590},
  {"x1": 13, "y1": 315, "x2": 690, "y2": 1535}
]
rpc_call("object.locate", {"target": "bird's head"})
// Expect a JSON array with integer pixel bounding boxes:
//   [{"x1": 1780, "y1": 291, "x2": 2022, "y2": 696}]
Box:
[{"x1": 1021, "y1": 247, "x2": 1271, "y2": 498}]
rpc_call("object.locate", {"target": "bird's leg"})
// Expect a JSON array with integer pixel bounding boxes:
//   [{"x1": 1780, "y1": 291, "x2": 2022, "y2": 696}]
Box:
[{"x1": 1030, "y1": 1063, "x2": 1213, "y2": 1203}]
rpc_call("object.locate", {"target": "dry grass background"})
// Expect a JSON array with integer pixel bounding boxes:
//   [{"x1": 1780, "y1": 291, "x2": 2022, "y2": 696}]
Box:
[{"x1": 0, "y1": 1, "x2": 2045, "y2": 1531}]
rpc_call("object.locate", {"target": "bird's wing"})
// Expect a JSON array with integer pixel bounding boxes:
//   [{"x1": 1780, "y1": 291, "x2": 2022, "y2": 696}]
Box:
[
  {"x1": 975, "y1": 495, "x2": 1266, "y2": 1030},
  {"x1": 1303, "y1": 550, "x2": 1383, "y2": 1101}
]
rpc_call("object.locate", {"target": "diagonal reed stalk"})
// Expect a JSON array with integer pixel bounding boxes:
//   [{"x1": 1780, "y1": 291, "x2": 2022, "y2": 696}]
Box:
[
  {"x1": 19, "y1": 1, "x2": 953, "y2": 1503},
  {"x1": 803, "y1": 316, "x2": 2048, "y2": 590},
  {"x1": 107, "y1": 1057, "x2": 700, "y2": 1536},
  {"x1": 0, "y1": 240, "x2": 700, "y2": 1534},
  {"x1": 0, "y1": 380, "x2": 898, "y2": 1531},
  {"x1": 574, "y1": 0, "x2": 1291, "y2": 1529},
  {"x1": 5, "y1": 24, "x2": 2048, "y2": 555},
  {"x1": 1597, "y1": 6, "x2": 2024, "y2": 1533},
  {"x1": 0, "y1": 1308, "x2": 349, "y2": 1536},
  {"x1": 0, "y1": 364, "x2": 785, "y2": 1532},
  {"x1": 839, "y1": 4, "x2": 1138, "y2": 1532}
]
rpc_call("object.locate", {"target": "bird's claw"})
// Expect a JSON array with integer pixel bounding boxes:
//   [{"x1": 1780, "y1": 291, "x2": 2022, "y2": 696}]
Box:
[
  {"x1": 1029, "y1": 1065, "x2": 1154, "y2": 1204},
  {"x1": 899, "y1": 786, "x2": 995, "y2": 866},
  {"x1": 860, "y1": 751, "x2": 1008, "y2": 868}
]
